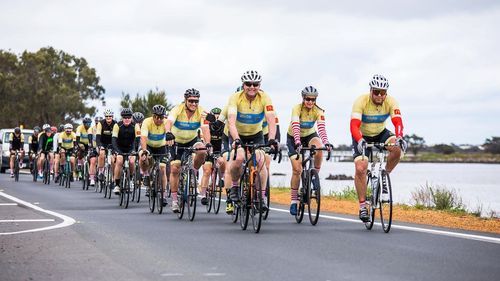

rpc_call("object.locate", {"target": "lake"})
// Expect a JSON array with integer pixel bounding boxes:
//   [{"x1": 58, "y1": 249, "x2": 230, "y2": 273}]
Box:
[{"x1": 268, "y1": 161, "x2": 500, "y2": 216}]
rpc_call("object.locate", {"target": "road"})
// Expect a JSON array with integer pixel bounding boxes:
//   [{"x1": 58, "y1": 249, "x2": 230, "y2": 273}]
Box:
[{"x1": 1, "y1": 172, "x2": 499, "y2": 281}]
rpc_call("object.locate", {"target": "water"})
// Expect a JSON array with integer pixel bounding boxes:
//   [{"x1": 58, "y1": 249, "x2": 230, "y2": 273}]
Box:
[{"x1": 269, "y1": 161, "x2": 500, "y2": 216}]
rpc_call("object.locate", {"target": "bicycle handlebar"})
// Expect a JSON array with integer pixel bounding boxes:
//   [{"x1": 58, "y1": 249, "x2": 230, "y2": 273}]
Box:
[{"x1": 295, "y1": 145, "x2": 332, "y2": 161}]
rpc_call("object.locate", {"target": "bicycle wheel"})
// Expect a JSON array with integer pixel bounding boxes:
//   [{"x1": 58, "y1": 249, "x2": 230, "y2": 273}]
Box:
[
  {"x1": 251, "y1": 171, "x2": 263, "y2": 233},
  {"x1": 102, "y1": 166, "x2": 108, "y2": 197},
  {"x1": 14, "y1": 157, "x2": 19, "y2": 182},
  {"x1": 123, "y1": 169, "x2": 131, "y2": 209},
  {"x1": 82, "y1": 161, "x2": 88, "y2": 190},
  {"x1": 364, "y1": 173, "x2": 376, "y2": 230},
  {"x1": 207, "y1": 168, "x2": 216, "y2": 213},
  {"x1": 187, "y1": 169, "x2": 197, "y2": 221},
  {"x1": 177, "y1": 174, "x2": 186, "y2": 219},
  {"x1": 263, "y1": 176, "x2": 270, "y2": 220},
  {"x1": 156, "y1": 171, "x2": 164, "y2": 214},
  {"x1": 65, "y1": 162, "x2": 71, "y2": 189},
  {"x1": 213, "y1": 168, "x2": 222, "y2": 214},
  {"x1": 308, "y1": 169, "x2": 321, "y2": 225},
  {"x1": 32, "y1": 158, "x2": 37, "y2": 182},
  {"x1": 133, "y1": 164, "x2": 141, "y2": 203},
  {"x1": 379, "y1": 170, "x2": 393, "y2": 233},
  {"x1": 239, "y1": 173, "x2": 250, "y2": 230},
  {"x1": 106, "y1": 165, "x2": 112, "y2": 199},
  {"x1": 119, "y1": 170, "x2": 125, "y2": 207},
  {"x1": 44, "y1": 158, "x2": 50, "y2": 185},
  {"x1": 295, "y1": 183, "x2": 305, "y2": 224},
  {"x1": 148, "y1": 169, "x2": 156, "y2": 213}
]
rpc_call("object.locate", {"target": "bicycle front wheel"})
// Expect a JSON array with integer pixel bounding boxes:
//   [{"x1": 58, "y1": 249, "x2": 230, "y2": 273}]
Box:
[
  {"x1": 213, "y1": 168, "x2": 222, "y2": 214},
  {"x1": 379, "y1": 170, "x2": 393, "y2": 233},
  {"x1": 156, "y1": 172, "x2": 164, "y2": 214},
  {"x1": 177, "y1": 174, "x2": 186, "y2": 219},
  {"x1": 307, "y1": 169, "x2": 321, "y2": 225},
  {"x1": 240, "y1": 174, "x2": 250, "y2": 230},
  {"x1": 187, "y1": 169, "x2": 197, "y2": 221},
  {"x1": 14, "y1": 157, "x2": 19, "y2": 182},
  {"x1": 364, "y1": 173, "x2": 376, "y2": 230},
  {"x1": 148, "y1": 170, "x2": 156, "y2": 213},
  {"x1": 250, "y1": 171, "x2": 263, "y2": 233},
  {"x1": 263, "y1": 176, "x2": 270, "y2": 220}
]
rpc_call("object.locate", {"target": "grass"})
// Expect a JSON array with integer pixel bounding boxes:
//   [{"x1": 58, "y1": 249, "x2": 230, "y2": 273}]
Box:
[{"x1": 411, "y1": 182, "x2": 468, "y2": 214}]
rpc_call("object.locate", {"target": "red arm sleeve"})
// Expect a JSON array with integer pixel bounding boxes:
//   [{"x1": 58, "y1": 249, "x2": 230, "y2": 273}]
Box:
[
  {"x1": 391, "y1": 116, "x2": 403, "y2": 138},
  {"x1": 350, "y1": 119, "x2": 362, "y2": 142}
]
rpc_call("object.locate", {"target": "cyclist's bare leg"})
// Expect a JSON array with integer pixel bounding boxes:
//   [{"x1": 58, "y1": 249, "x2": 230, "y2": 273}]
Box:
[
  {"x1": 255, "y1": 150, "x2": 268, "y2": 197},
  {"x1": 229, "y1": 148, "x2": 245, "y2": 183},
  {"x1": 38, "y1": 153, "x2": 44, "y2": 173},
  {"x1": 169, "y1": 162, "x2": 181, "y2": 202},
  {"x1": 309, "y1": 137, "x2": 323, "y2": 171},
  {"x1": 201, "y1": 161, "x2": 212, "y2": 196},
  {"x1": 160, "y1": 164, "x2": 167, "y2": 197},
  {"x1": 9, "y1": 153, "x2": 14, "y2": 172},
  {"x1": 290, "y1": 154, "x2": 302, "y2": 203},
  {"x1": 89, "y1": 155, "x2": 97, "y2": 180},
  {"x1": 385, "y1": 137, "x2": 400, "y2": 173},
  {"x1": 192, "y1": 142, "x2": 207, "y2": 170},
  {"x1": 114, "y1": 154, "x2": 124, "y2": 183},
  {"x1": 97, "y1": 149, "x2": 106, "y2": 174},
  {"x1": 354, "y1": 158, "x2": 369, "y2": 202},
  {"x1": 129, "y1": 156, "x2": 135, "y2": 175}
]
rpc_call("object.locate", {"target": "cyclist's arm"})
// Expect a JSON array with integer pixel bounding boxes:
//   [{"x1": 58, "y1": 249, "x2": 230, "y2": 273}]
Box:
[
  {"x1": 316, "y1": 109, "x2": 329, "y2": 145},
  {"x1": 263, "y1": 95, "x2": 276, "y2": 140},
  {"x1": 389, "y1": 99, "x2": 404, "y2": 138},
  {"x1": 201, "y1": 123, "x2": 211, "y2": 144},
  {"x1": 9, "y1": 133, "x2": 13, "y2": 151},
  {"x1": 111, "y1": 124, "x2": 122, "y2": 153},
  {"x1": 350, "y1": 97, "x2": 364, "y2": 142},
  {"x1": 95, "y1": 122, "x2": 103, "y2": 148}
]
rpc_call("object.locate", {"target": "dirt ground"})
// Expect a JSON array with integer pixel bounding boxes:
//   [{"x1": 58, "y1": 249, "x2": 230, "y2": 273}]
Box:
[{"x1": 270, "y1": 188, "x2": 500, "y2": 234}]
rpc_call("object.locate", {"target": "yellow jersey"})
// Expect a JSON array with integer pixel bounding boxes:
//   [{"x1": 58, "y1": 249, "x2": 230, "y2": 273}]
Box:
[
  {"x1": 168, "y1": 103, "x2": 206, "y2": 144},
  {"x1": 76, "y1": 124, "x2": 91, "y2": 145},
  {"x1": 287, "y1": 104, "x2": 325, "y2": 137},
  {"x1": 227, "y1": 90, "x2": 274, "y2": 136},
  {"x1": 141, "y1": 117, "x2": 167, "y2": 148},
  {"x1": 59, "y1": 132, "x2": 76, "y2": 150},
  {"x1": 351, "y1": 94, "x2": 401, "y2": 137}
]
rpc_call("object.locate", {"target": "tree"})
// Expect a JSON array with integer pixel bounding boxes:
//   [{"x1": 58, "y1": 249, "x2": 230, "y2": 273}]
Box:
[
  {"x1": 404, "y1": 134, "x2": 426, "y2": 155},
  {"x1": 0, "y1": 47, "x2": 105, "y2": 128},
  {"x1": 120, "y1": 89, "x2": 173, "y2": 116},
  {"x1": 484, "y1": 137, "x2": 500, "y2": 154},
  {"x1": 433, "y1": 144, "x2": 455, "y2": 155}
]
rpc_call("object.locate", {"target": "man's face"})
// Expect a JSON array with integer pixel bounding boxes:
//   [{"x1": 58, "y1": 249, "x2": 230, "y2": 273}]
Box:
[
  {"x1": 105, "y1": 115, "x2": 113, "y2": 124},
  {"x1": 122, "y1": 116, "x2": 132, "y2": 126},
  {"x1": 243, "y1": 82, "x2": 260, "y2": 97},
  {"x1": 185, "y1": 97, "x2": 199, "y2": 112},
  {"x1": 153, "y1": 114, "x2": 164, "y2": 126},
  {"x1": 370, "y1": 88, "x2": 387, "y2": 106},
  {"x1": 65, "y1": 129, "x2": 72, "y2": 135}
]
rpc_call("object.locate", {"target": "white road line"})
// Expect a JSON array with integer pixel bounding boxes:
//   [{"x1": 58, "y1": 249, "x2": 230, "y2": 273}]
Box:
[
  {"x1": 161, "y1": 273, "x2": 184, "y2": 277},
  {"x1": 268, "y1": 206, "x2": 500, "y2": 244},
  {"x1": 0, "y1": 219, "x2": 55, "y2": 223},
  {"x1": 0, "y1": 191, "x2": 76, "y2": 235},
  {"x1": 203, "y1": 273, "x2": 226, "y2": 276},
  {"x1": 0, "y1": 203, "x2": 18, "y2": 206}
]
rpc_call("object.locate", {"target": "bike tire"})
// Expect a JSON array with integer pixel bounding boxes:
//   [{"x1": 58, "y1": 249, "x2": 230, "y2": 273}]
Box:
[
  {"x1": 379, "y1": 170, "x2": 393, "y2": 233},
  {"x1": 207, "y1": 168, "x2": 216, "y2": 213},
  {"x1": 365, "y1": 173, "x2": 376, "y2": 230},
  {"x1": 14, "y1": 157, "x2": 19, "y2": 182},
  {"x1": 177, "y1": 174, "x2": 186, "y2": 219},
  {"x1": 148, "y1": 170, "x2": 156, "y2": 213},
  {"x1": 251, "y1": 171, "x2": 263, "y2": 233},
  {"x1": 156, "y1": 171, "x2": 164, "y2": 214},
  {"x1": 124, "y1": 169, "x2": 131, "y2": 209},
  {"x1": 119, "y1": 170, "x2": 125, "y2": 207},
  {"x1": 295, "y1": 183, "x2": 305, "y2": 224},
  {"x1": 240, "y1": 173, "x2": 250, "y2": 230},
  {"x1": 213, "y1": 168, "x2": 222, "y2": 214},
  {"x1": 187, "y1": 169, "x2": 197, "y2": 221},
  {"x1": 32, "y1": 158, "x2": 37, "y2": 182},
  {"x1": 106, "y1": 165, "x2": 112, "y2": 199},
  {"x1": 308, "y1": 169, "x2": 321, "y2": 225},
  {"x1": 263, "y1": 176, "x2": 270, "y2": 220}
]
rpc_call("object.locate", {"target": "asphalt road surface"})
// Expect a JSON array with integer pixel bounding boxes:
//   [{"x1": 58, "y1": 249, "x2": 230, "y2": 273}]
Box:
[{"x1": 1, "y1": 172, "x2": 499, "y2": 281}]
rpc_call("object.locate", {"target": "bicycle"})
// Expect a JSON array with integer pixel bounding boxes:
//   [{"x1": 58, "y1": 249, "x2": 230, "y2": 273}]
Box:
[
  {"x1": 118, "y1": 152, "x2": 136, "y2": 209},
  {"x1": 148, "y1": 152, "x2": 170, "y2": 214},
  {"x1": 131, "y1": 155, "x2": 141, "y2": 203},
  {"x1": 31, "y1": 152, "x2": 38, "y2": 182},
  {"x1": 98, "y1": 147, "x2": 114, "y2": 199},
  {"x1": 81, "y1": 149, "x2": 91, "y2": 190},
  {"x1": 59, "y1": 149, "x2": 73, "y2": 189},
  {"x1": 205, "y1": 152, "x2": 222, "y2": 214},
  {"x1": 12, "y1": 150, "x2": 21, "y2": 182},
  {"x1": 363, "y1": 142, "x2": 394, "y2": 233},
  {"x1": 41, "y1": 151, "x2": 51, "y2": 185},
  {"x1": 176, "y1": 146, "x2": 206, "y2": 221},
  {"x1": 233, "y1": 142, "x2": 277, "y2": 233},
  {"x1": 294, "y1": 145, "x2": 331, "y2": 225}
]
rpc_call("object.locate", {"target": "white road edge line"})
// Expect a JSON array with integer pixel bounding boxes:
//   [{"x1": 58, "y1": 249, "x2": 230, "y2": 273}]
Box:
[
  {"x1": 0, "y1": 219, "x2": 55, "y2": 223},
  {"x1": 0, "y1": 203, "x2": 18, "y2": 206},
  {"x1": 0, "y1": 191, "x2": 76, "y2": 235}
]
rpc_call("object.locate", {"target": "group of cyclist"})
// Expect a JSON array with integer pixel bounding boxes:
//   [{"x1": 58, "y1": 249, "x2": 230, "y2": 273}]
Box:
[{"x1": 8, "y1": 71, "x2": 406, "y2": 223}]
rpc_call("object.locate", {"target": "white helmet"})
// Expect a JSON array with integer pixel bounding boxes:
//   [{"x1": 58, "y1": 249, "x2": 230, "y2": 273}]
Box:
[
  {"x1": 241, "y1": 70, "x2": 262, "y2": 83},
  {"x1": 369, "y1": 74, "x2": 389, "y2": 90},
  {"x1": 301, "y1": 86, "x2": 319, "y2": 97},
  {"x1": 64, "y1": 123, "x2": 73, "y2": 130},
  {"x1": 42, "y1": 124, "x2": 51, "y2": 130},
  {"x1": 103, "y1": 108, "x2": 114, "y2": 116}
]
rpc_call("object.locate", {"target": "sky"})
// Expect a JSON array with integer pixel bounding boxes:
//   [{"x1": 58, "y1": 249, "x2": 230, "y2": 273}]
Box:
[{"x1": 1, "y1": 0, "x2": 499, "y2": 145}]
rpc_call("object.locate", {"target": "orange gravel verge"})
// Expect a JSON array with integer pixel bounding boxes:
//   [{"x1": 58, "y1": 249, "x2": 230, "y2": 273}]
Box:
[{"x1": 270, "y1": 188, "x2": 500, "y2": 234}]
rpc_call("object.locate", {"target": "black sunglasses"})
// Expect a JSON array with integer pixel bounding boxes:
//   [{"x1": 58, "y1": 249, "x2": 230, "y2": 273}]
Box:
[
  {"x1": 304, "y1": 97, "x2": 317, "y2": 102},
  {"x1": 372, "y1": 89, "x2": 387, "y2": 97},
  {"x1": 244, "y1": 82, "x2": 260, "y2": 87},
  {"x1": 187, "y1": 99, "x2": 199, "y2": 104},
  {"x1": 153, "y1": 115, "x2": 165, "y2": 120},
  {"x1": 122, "y1": 116, "x2": 132, "y2": 119}
]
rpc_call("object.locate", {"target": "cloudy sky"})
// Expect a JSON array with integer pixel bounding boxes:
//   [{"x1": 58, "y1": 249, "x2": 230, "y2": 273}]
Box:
[{"x1": 2, "y1": 0, "x2": 499, "y2": 145}]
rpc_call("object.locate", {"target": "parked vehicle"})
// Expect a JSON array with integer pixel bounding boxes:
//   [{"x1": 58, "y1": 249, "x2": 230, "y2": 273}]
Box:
[{"x1": 0, "y1": 128, "x2": 34, "y2": 173}]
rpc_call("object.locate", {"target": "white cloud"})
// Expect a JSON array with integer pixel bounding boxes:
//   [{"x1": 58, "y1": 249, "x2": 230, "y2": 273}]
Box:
[{"x1": 1, "y1": 0, "x2": 499, "y2": 145}]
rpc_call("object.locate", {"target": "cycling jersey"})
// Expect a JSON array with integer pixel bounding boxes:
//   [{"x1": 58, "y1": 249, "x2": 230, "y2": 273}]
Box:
[
  {"x1": 168, "y1": 103, "x2": 205, "y2": 144},
  {"x1": 112, "y1": 121, "x2": 137, "y2": 153},
  {"x1": 9, "y1": 133, "x2": 24, "y2": 150},
  {"x1": 227, "y1": 90, "x2": 274, "y2": 136},
  {"x1": 209, "y1": 120, "x2": 224, "y2": 153},
  {"x1": 58, "y1": 132, "x2": 77, "y2": 150},
  {"x1": 38, "y1": 132, "x2": 54, "y2": 152},
  {"x1": 76, "y1": 124, "x2": 92, "y2": 145},
  {"x1": 350, "y1": 94, "x2": 403, "y2": 141},
  {"x1": 96, "y1": 120, "x2": 116, "y2": 146},
  {"x1": 29, "y1": 134, "x2": 39, "y2": 152},
  {"x1": 141, "y1": 116, "x2": 167, "y2": 148}
]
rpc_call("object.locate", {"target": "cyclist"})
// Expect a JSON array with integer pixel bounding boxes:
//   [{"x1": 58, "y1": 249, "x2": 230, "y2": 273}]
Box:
[
  {"x1": 350, "y1": 74, "x2": 407, "y2": 222},
  {"x1": 112, "y1": 108, "x2": 138, "y2": 194},
  {"x1": 166, "y1": 88, "x2": 210, "y2": 213},
  {"x1": 28, "y1": 126, "x2": 41, "y2": 171},
  {"x1": 139, "y1": 105, "x2": 169, "y2": 202},
  {"x1": 76, "y1": 117, "x2": 97, "y2": 185},
  {"x1": 200, "y1": 107, "x2": 225, "y2": 205},
  {"x1": 53, "y1": 124, "x2": 64, "y2": 155},
  {"x1": 96, "y1": 109, "x2": 117, "y2": 182},
  {"x1": 227, "y1": 70, "x2": 278, "y2": 211},
  {"x1": 9, "y1": 127, "x2": 25, "y2": 177},
  {"x1": 37, "y1": 124, "x2": 55, "y2": 179},
  {"x1": 133, "y1": 112, "x2": 145, "y2": 152},
  {"x1": 55, "y1": 123, "x2": 77, "y2": 182},
  {"x1": 287, "y1": 86, "x2": 333, "y2": 215}
]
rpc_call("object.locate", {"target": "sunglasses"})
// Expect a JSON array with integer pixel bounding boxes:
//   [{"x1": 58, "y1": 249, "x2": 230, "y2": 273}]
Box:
[
  {"x1": 187, "y1": 99, "x2": 199, "y2": 104},
  {"x1": 304, "y1": 97, "x2": 317, "y2": 102},
  {"x1": 244, "y1": 82, "x2": 260, "y2": 87},
  {"x1": 105, "y1": 115, "x2": 113, "y2": 118},
  {"x1": 122, "y1": 116, "x2": 132, "y2": 119},
  {"x1": 372, "y1": 89, "x2": 387, "y2": 97},
  {"x1": 153, "y1": 115, "x2": 165, "y2": 120}
]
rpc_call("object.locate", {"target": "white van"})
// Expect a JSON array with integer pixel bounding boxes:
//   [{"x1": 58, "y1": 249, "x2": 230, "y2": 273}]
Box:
[{"x1": 0, "y1": 128, "x2": 34, "y2": 173}]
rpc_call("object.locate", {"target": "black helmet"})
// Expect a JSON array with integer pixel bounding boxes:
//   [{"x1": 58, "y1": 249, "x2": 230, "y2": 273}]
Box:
[
  {"x1": 133, "y1": 112, "x2": 144, "y2": 123},
  {"x1": 33, "y1": 126, "x2": 41, "y2": 133},
  {"x1": 210, "y1": 107, "x2": 222, "y2": 115},
  {"x1": 152, "y1": 104, "x2": 166, "y2": 116},
  {"x1": 14, "y1": 127, "x2": 21, "y2": 134},
  {"x1": 83, "y1": 117, "x2": 92, "y2": 125},
  {"x1": 184, "y1": 88, "x2": 200, "y2": 99},
  {"x1": 121, "y1": 108, "x2": 133, "y2": 117},
  {"x1": 58, "y1": 124, "x2": 64, "y2": 132}
]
